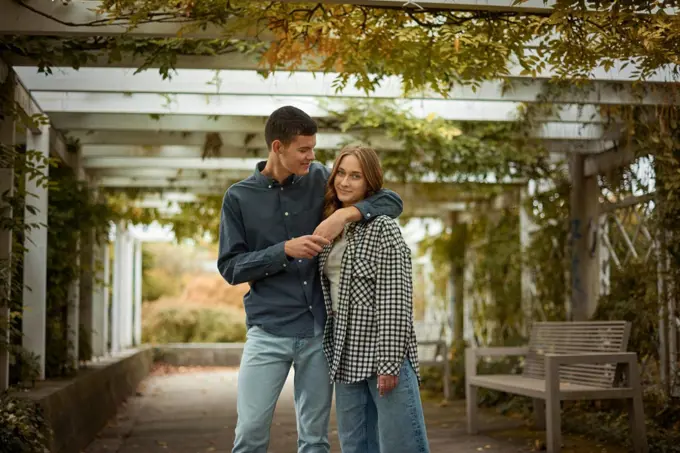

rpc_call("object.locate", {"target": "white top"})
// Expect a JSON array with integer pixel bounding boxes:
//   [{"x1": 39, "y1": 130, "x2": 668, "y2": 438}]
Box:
[{"x1": 323, "y1": 233, "x2": 348, "y2": 313}]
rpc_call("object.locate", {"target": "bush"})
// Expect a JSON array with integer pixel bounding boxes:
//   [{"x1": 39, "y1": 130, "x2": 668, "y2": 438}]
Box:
[
  {"x1": 142, "y1": 304, "x2": 247, "y2": 344},
  {"x1": 0, "y1": 393, "x2": 50, "y2": 453},
  {"x1": 143, "y1": 268, "x2": 183, "y2": 302}
]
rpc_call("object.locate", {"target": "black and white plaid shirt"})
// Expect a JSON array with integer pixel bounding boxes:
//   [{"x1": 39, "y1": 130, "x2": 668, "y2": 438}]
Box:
[{"x1": 318, "y1": 215, "x2": 421, "y2": 385}]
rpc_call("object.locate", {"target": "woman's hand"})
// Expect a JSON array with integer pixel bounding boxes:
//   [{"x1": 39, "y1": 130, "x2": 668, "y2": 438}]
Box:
[{"x1": 377, "y1": 375, "x2": 399, "y2": 396}]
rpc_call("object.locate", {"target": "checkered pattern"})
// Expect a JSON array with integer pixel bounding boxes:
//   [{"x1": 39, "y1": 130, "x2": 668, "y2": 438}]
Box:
[{"x1": 318, "y1": 215, "x2": 421, "y2": 385}]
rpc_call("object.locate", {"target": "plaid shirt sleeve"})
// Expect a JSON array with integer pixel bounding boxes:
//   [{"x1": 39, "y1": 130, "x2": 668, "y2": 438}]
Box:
[{"x1": 375, "y1": 219, "x2": 414, "y2": 377}]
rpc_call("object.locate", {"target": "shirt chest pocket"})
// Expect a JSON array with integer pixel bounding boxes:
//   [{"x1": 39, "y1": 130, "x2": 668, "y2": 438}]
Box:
[{"x1": 350, "y1": 258, "x2": 377, "y2": 307}]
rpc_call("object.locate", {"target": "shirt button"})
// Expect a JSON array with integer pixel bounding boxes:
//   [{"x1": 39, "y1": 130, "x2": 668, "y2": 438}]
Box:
[
  {"x1": 281, "y1": 187, "x2": 284, "y2": 191},
  {"x1": 367, "y1": 212, "x2": 371, "y2": 217},
  {"x1": 303, "y1": 281, "x2": 307, "y2": 285},
  {"x1": 298, "y1": 259, "x2": 302, "y2": 263},
  {"x1": 285, "y1": 212, "x2": 289, "y2": 216},
  {"x1": 283, "y1": 264, "x2": 287, "y2": 268},
  {"x1": 309, "y1": 306, "x2": 313, "y2": 310},
  {"x1": 265, "y1": 272, "x2": 269, "y2": 276},
  {"x1": 268, "y1": 185, "x2": 272, "y2": 189}
]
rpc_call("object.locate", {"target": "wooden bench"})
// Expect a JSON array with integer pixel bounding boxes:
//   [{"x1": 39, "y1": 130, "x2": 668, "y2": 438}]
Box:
[
  {"x1": 414, "y1": 321, "x2": 451, "y2": 399},
  {"x1": 465, "y1": 321, "x2": 647, "y2": 453}
]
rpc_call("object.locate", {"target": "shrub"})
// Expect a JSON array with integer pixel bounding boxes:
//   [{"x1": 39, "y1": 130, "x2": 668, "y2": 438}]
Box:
[
  {"x1": 0, "y1": 393, "x2": 50, "y2": 453},
  {"x1": 142, "y1": 304, "x2": 247, "y2": 344},
  {"x1": 142, "y1": 268, "x2": 183, "y2": 302}
]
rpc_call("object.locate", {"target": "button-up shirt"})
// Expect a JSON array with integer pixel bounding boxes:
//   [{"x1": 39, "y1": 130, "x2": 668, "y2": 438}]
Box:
[{"x1": 217, "y1": 161, "x2": 403, "y2": 338}]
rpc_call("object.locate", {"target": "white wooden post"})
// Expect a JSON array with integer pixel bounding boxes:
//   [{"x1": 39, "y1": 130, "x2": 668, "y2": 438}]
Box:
[
  {"x1": 569, "y1": 154, "x2": 601, "y2": 321},
  {"x1": 22, "y1": 122, "x2": 50, "y2": 380},
  {"x1": 80, "y1": 226, "x2": 95, "y2": 362},
  {"x1": 133, "y1": 239, "x2": 143, "y2": 346},
  {"x1": 91, "y1": 239, "x2": 109, "y2": 357},
  {"x1": 598, "y1": 214, "x2": 611, "y2": 296},
  {"x1": 520, "y1": 185, "x2": 536, "y2": 335},
  {"x1": 111, "y1": 222, "x2": 124, "y2": 353},
  {"x1": 121, "y1": 232, "x2": 134, "y2": 349},
  {"x1": 0, "y1": 67, "x2": 15, "y2": 391},
  {"x1": 66, "y1": 237, "x2": 80, "y2": 369}
]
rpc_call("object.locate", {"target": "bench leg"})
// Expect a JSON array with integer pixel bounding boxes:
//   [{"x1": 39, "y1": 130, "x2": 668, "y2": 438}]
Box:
[
  {"x1": 533, "y1": 398, "x2": 546, "y2": 430},
  {"x1": 545, "y1": 392, "x2": 561, "y2": 453},
  {"x1": 627, "y1": 391, "x2": 648, "y2": 452},
  {"x1": 466, "y1": 383, "x2": 478, "y2": 434},
  {"x1": 443, "y1": 360, "x2": 451, "y2": 400}
]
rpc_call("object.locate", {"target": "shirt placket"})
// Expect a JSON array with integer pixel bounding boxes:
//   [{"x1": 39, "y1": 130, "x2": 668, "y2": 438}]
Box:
[{"x1": 279, "y1": 181, "x2": 314, "y2": 311}]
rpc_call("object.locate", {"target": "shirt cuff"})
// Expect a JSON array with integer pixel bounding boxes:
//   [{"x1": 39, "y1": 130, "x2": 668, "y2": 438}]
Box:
[
  {"x1": 377, "y1": 361, "x2": 402, "y2": 376},
  {"x1": 269, "y1": 242, "x2": 293, "y2": 274},
  {"x1": 352, "y1": 200, "x2": 374, "y2": 222}
]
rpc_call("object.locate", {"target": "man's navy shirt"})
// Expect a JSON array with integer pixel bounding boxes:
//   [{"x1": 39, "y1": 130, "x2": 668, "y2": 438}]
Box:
[{"x1": 217, "y1": 161, "x2": 403, "y2": 338}]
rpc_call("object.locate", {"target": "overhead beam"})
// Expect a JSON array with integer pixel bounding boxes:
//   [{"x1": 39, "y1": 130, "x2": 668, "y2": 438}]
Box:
[
  {"x1": 15, "y1": 67, "x2": 678, "y2": 106},
  {"x1": 32, "y1": 91, "x2": 607, "y2": 124},
  {"x1": 584, "y1": 145, "x2": 636, "y2": 177},
  {"x1": 7, "y1": 49, "x2": 679, "y2": 85},
  {"x1": 73, "y1": 131, "x2": 615, "y2": 155},
  {"x1": 84, "y1": 157, "x2": 261, "y2": 171},
  {"x1": 278, "y1": 0, "x2": 676, "y2": 14},
  {"x1": 0, "y1": 0, "x2": 230, "y2": 38},
  {"x1": 63, "y1": 115, "x2": 611, "y2": 141}
]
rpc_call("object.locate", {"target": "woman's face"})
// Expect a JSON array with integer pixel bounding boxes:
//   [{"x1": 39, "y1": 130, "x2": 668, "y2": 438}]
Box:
[{"x1": 334, "y1": 154, "x2": 368, "y2": 207}]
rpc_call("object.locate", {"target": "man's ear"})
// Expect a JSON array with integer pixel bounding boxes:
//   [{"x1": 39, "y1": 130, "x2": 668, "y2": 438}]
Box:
[{"x1": 272, "y1": 140, "x2": 283, "y2": 154}]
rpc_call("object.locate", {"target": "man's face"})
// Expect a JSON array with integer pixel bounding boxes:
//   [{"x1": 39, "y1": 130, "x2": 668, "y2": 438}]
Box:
[{"x1": 275, "y1": 134, "x2": 317, "y2": 176}]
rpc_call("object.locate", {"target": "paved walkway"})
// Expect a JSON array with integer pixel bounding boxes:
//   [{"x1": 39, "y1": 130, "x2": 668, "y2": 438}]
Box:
[{"x1": 85, "y1": 366, "x2": 625, "y2": 453}]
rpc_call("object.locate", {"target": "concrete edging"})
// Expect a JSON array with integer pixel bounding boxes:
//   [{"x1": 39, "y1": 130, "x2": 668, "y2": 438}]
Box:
[
  {"x1": 12, "y1": 347, "x2": 154, "y2": 453},
  {"x1": 153, "y1": 342, "x2": 245, "y2": 367}
]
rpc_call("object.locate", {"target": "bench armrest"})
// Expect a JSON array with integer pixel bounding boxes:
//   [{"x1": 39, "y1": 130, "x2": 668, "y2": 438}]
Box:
[
  {"x1": 418, "y1": 340, "x2": 446, "y2": 346},
  {"x1": 545, "y1": 352, "x2": 637, "y2": 366},
  {"x1": 467, "y1": 346, "x2": 529, "y2": 358},
  {"x1": 465, "y1": 347, "x2": 529, "y2": 378}
]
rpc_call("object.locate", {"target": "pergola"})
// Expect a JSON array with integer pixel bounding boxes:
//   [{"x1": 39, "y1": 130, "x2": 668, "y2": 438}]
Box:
[{"x1": 0, "y1": 0, "x2": 678, "y2": 393}]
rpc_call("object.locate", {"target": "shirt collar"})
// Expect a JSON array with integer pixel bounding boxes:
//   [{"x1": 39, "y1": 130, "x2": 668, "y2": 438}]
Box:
[{"x1": 254, "y1": 161, "x2": 304, "y2": 187}]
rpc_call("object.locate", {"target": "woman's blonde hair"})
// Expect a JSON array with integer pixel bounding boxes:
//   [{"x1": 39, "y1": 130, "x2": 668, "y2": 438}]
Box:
[{"x1": 323, "y1": 144, "x2": 384, "y2": 220}]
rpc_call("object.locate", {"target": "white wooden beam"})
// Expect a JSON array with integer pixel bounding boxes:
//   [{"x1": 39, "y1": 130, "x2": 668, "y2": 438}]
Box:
[
  {"x1": 278, "y1": 0, "x2": 677, "y2": 14},
  {"x1": 73, "y1": 131, "x2": 615, "y2": 155},
  {"x1": 8, "y1": 47, "x2": 679, "y2": 84},
  {"x1": 31, "y1": 91, "x2": 606, "y2": 123},
  {"x1": 53, "y1": 113, "x2": 267, "y2": 133},
  {"x1": 98, "y1": 176, "x2": 249, "y2": 189},
  {"x1": 0, "y1": 0, "x2": 229, "y2": 38},
  {"x1": 15, "y1": 67, "x2": 678, "y2": 106},
  {"x1": 85, "y1": 156, "x2": 260, "y2": 171},
  {"x1": 22, "y1": 122, "x2": 50, "y2": 380}
]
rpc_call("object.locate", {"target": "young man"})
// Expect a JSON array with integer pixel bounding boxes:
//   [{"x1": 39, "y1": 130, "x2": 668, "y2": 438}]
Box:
[{"x1": 217, "y1": 106, "x2": 403, "y2": 453}]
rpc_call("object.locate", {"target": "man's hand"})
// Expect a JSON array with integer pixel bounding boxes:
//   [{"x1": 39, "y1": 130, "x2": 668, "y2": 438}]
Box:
[
  {"x1": 377, "y1": 375, "x2": 399, "y2": 396},
  {"x1": 284, "y1": 235, "x2": 330, "y2": 259},
  {"x1": 313, "y1": 207, "x2": 361, "y2": 241}
]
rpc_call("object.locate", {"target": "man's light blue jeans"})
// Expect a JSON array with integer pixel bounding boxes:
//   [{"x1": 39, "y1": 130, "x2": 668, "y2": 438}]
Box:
[
  {"x1": 334, "y1": 360, "x2": 430, "y2": 453},
  {"x1": 232, "y1": 326, "x2": 333, "y2": 453}
]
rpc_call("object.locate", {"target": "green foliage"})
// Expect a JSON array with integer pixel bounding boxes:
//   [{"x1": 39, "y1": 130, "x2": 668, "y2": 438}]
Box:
[
  {"x1": 44, "y1": 163, "x2": 113, "y2": 378},
  {"x1": 468, "y1": 208, "x2": 524, "y2": 345},
  {"x1": 325, "y1": 99, "x2": 549, "y2": 183},
  {"x1": 0, "y1": 393, "x2": 49, "y2": 453},
  {"x1": 142, "y1": 305, "x2": 246, "y2": 344},
  {"x1": 170, "y1": 195, "x2": 223, "y2": 242}
]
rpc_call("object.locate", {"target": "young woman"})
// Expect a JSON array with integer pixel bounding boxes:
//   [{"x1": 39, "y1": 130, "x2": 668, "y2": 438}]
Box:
[{"x1": 318, "y1": 144, "x2": 430, "y2": 453}]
